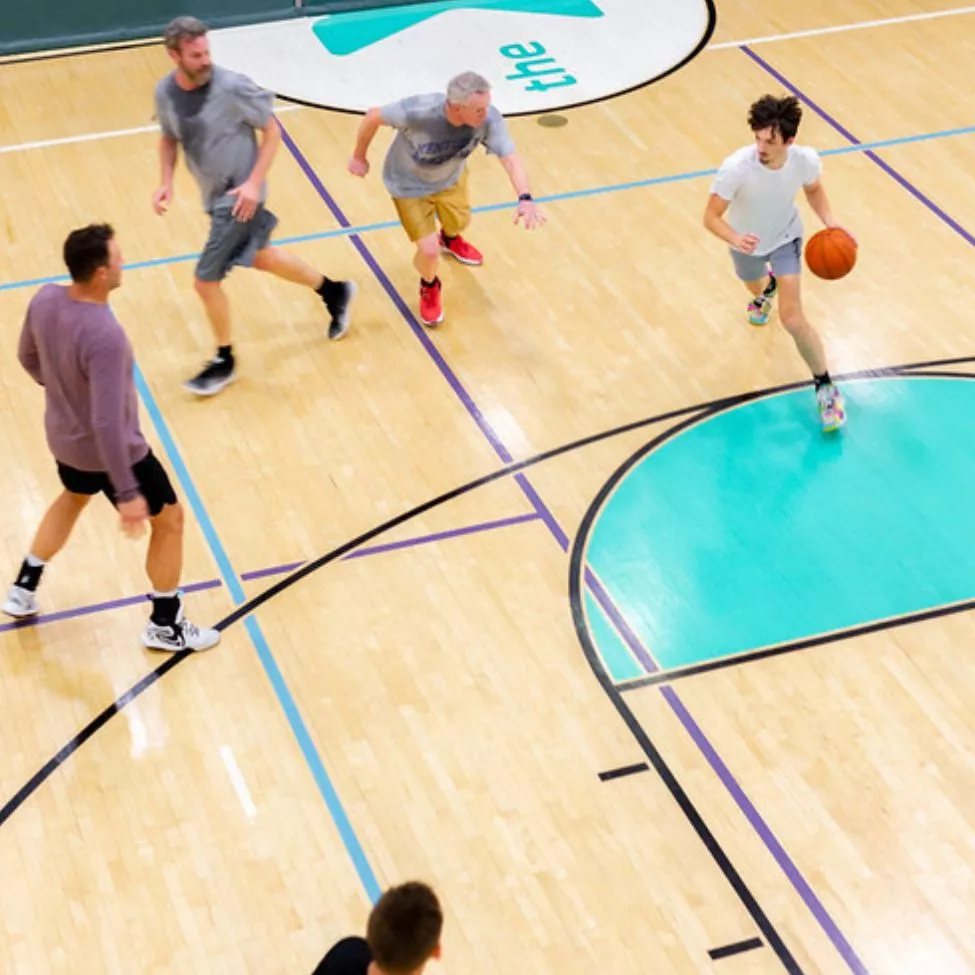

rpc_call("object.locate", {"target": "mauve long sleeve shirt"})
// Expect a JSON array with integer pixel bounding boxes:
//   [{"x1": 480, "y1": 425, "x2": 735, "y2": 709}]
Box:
[{"x1": 18, "y1": 284, "x2": 149, "y2": 503}]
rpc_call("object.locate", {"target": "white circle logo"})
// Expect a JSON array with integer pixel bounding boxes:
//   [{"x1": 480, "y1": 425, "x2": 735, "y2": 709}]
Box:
[{"x1": 210, "y1": 0, "x2": 715, "y2": 115}]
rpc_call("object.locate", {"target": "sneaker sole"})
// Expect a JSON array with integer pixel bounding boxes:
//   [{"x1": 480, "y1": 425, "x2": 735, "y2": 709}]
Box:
[
  {"x1": 2, "y1": 605, "x2": 38, "y2": 619},
  {"x1": 328, "y1": 281, "x2": 358, "y2": 341},
  {"x1": 420, "y1": 311, "x2": 444, "y2": 327},
  {"x1": 440, "y1": 246, "x2": 483, "y2": 267},
  {"x1": 183, "y1": 373, "x2": 237, "y2": 397}
]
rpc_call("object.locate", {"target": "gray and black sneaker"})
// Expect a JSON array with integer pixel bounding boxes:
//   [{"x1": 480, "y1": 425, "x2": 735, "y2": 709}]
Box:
[
  {"x1": 184, "y1": 356, "x2": 236, "y2": 396},
  {"x1": 322, "y1": 281, "x2": 357, "y2": 340}
]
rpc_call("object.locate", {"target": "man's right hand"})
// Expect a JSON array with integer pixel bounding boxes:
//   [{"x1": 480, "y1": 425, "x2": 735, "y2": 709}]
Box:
[
  {"x1": 118, "y1": 495, "x2": 150, "y2": 539},
  {"x1": 347, "y1": 156, "x2": 370, "y2": 178},
  {"x1": 734, "y1": 232, "x2": 760, "y2": 255},
  {"x1": 152, "y1": 184, "x2": 174, "y2": 215}
]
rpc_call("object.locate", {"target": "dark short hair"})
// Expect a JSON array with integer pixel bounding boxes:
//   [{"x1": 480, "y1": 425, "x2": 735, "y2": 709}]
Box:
[
  {"x1": 366, "y1": 882, "x2": 442, "y2": 973},
  {"x1": 748, "y1": 94, "x2": 803, "y2": 142},
  {"x1": 63, "y1": 224, "x2": 114, "y2": 283},
  {"x1": 163, "y1": 15, "x2": 208, "y2": 52}
]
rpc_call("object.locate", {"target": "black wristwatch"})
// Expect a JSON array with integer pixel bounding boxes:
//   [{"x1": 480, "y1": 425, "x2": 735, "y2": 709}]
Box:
[{"x1": 518, "y1": 193, "x2": 533, "y2": 202}]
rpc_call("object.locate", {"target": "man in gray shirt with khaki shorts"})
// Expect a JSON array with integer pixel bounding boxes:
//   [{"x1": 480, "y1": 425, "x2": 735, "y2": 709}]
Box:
[
  {"x1": 348, "y1": 71, "x2": 545, "y2": 326},
  {"x1": 153, "y1": 16, "x2": 356, "y2": 396}
]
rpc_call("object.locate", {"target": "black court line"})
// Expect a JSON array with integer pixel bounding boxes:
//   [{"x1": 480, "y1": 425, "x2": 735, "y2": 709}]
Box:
[
  {"x1": 597, "y1": 762, "x2": 649, "y2": 781},
  {"x1": 276, "y1": 1, "x2": 718, "y2": 119},
  {"x1": 2, "y1": 353, "x2": 973, "y2": 959},
  {"x1": 620, "y1": 595, "x2": 975, "y2": 692},
  {"x1": 709, "y1": 937, "x2": 764, "y2": 960}
]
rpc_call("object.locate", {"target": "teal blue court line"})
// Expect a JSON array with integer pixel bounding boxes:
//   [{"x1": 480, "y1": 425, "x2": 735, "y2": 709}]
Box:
[
  {"x1": 1, "y1": 123, "x2": 973, "y2": 295},
  {"x1": 133, "y1": 365, "x2": 383, "y2": 904}
]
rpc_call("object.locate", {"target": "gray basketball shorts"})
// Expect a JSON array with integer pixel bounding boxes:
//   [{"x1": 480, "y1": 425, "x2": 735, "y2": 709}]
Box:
[
  {"x1": 196, "y1": 194, "x2": 279, "y2": 283},
  {"x1": 730, "y1": 236, "x2": 802, "y2": 281}
]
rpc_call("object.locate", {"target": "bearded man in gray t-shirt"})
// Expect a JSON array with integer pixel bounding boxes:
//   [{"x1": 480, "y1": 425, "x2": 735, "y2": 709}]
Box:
[
  {"x1": 348, "y1": 71, "x2": 545, "y2": 327},
  {"x1": 153, "y1": 16, "x2": 356, "y2": 397}
]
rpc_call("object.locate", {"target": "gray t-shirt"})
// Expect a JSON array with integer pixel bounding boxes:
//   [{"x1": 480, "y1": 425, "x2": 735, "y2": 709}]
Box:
[
  {"x1": 154, "y1": 65, "x2": 274, "y2": 213},
  {"x1": 380, "y1": 93, "x2": 516, "y2": 198}
]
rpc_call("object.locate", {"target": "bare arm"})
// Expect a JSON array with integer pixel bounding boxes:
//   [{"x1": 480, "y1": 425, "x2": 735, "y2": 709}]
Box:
[
  {"x1": 348, "y1": 108, "x2": 387, "y2": 175},
  {"x1": 802, "y1": 179, "x2": 837, "y2": 228},
  {"x1": 499, "y1": 152, "x2": 545, "y2": 229},
  {"x1": 247, "y1": 116, "x2": 281, "y2": 186},
  {"x1": 498, "y1": 152, "x2": 531, "y2": 197},
  {"x1": 704, "y1": 193, "x2": 758, "y2": 254},
  {"x1": 227, "y1": 116, "x2": 282, "y2": 221},
  {"x1": 153, "y1": 135, "x2": 179, "y2": 214}
]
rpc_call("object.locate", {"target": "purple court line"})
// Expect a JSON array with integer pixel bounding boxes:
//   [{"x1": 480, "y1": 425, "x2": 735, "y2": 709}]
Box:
[
  {"x1": 0, "y1": 579, "x2": 221, "y2": 635},
  {"x1": 1, "y1": 512, "x2": 539, "y2": 635},
  {"x1": 741, "y1": 45, "x2": 975, "y2": 248},
  {"x1": 277, "y1": 120, "x2": 864, "y2": 972},
  {"x1": 242, "y1": 510, "x2": 542, "y2": 581}
]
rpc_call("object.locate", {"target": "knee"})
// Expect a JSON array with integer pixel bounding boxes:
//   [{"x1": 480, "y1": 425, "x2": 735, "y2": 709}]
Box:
[
  {"x1": 194, "y1": 277, "x2": 221, "y2": 298},
  {"x1": 153, "y1": 501, "x2": 185, "y2": 535},
  {"x1": 416, "y1": 234, "x2": 441, "y2": 259},
  {"x1": 252, "y1": 246, "x2": 277, "y2": 272},
  {"x1": 779, "y1": 304, "x2": 804, "y2": 334}
]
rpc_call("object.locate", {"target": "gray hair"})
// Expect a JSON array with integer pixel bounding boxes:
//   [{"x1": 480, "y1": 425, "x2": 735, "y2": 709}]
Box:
[
  {"x1": 446, "y1": 71, "x2": 492, "y2": 104},
  {"x1": 163, "y1": 15, "x2": 208, "y2": 51}
]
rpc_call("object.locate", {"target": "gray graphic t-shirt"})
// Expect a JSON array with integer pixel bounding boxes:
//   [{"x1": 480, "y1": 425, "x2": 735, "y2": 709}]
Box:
[
  {"x1": 154, "y1": 66, "x2": 274, "y2": 213},
  {"x1": 380, "y1": 93, "x2": 516, "y2": 198}
]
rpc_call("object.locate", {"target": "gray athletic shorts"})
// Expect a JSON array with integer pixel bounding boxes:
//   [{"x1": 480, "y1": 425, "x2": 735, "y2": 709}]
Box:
[
  {"x1": 730, "y1": 236, "x2": 802, "y2": 281},
  {"x1": 196, "y1": 194, "x2": 279, "y2": 282}
]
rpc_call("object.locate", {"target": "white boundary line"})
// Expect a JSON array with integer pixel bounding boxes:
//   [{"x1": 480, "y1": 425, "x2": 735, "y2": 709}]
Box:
[
  {"x1": 708, "y1": 5, "x2": 975, "y2": 49},
  {"x1": 0, "y1": 103, "x2": 303, "y2": 155},
  {"x1": 1, "y1": 6, "x2": 975, "y2": 155}
]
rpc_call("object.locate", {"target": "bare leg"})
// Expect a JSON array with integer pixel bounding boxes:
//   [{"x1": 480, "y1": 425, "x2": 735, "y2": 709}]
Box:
[
  {"x1": 193, "y1": 279, "x2": 232, "y2": 347},
  {"x1": 30, "y1": 491, "x2": 91, "y2": 561},
  {"x1": 252, "y1": 246, "x2": 323, "y2": 288},
  {"x1": 776, "y1": 274, "x2": 828, "y2": 376},
  {"x1": 414, "y1": 233, "x2": 441, "y2": 281},
  {"x1": 145, "y1": 503, "x2": 184, "y2": 593}
]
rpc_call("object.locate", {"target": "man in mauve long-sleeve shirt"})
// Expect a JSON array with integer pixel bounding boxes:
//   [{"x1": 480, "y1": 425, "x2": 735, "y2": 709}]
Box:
[{"x1": 2, "y1": 223, "x2": 219, "y2": 652}]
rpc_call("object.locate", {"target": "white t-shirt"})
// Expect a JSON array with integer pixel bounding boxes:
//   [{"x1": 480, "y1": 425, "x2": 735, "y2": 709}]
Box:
[{"x1": 711, "y1": 144, "x2": 822, "y2": 255}]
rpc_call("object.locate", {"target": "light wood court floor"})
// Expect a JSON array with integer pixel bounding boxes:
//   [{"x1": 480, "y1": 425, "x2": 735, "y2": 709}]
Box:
[{"x1": 1, "y1": 2, "x2": 974, "y2": 973}]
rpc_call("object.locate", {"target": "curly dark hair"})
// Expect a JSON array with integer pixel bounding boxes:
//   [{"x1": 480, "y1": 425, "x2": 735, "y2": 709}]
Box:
[{"x1": 748, "y1": 94, "x2": 803, "y2": 142}]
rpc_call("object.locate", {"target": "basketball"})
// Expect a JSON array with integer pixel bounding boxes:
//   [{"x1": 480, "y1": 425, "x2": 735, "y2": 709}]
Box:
[{"x1": 805, "y1": 228, "x2": 857, "y2": 280}]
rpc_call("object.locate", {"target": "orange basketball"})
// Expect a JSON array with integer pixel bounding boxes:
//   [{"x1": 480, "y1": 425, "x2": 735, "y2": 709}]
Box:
[{"x1": 804, "y1": 228, "x2": 857, "y2": 280}]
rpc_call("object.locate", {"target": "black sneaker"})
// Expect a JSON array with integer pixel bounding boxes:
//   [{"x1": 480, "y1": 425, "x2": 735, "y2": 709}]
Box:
[
  {"x1": 763, "y1": 271, "x2": 778, "y2": 299},
  {"x1": 321, "y1": 281, "x2": 357, "y2": 340},
  {"x1": 184, "y1": 356, "x2": 236, "y2": 396}
]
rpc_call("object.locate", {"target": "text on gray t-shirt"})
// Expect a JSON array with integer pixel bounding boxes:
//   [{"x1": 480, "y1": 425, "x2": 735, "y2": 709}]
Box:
[{"x1": 380, "y1": 93, "x2": 516, "y2": 198}]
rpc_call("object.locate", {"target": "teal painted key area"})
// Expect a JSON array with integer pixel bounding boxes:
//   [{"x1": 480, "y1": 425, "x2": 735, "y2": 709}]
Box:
[{"x1": 583, "y1": 377, "x2": 975, "y2": 680}]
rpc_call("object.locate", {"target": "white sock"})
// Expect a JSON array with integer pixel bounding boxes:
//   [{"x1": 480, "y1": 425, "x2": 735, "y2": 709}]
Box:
[{"x1": 26, "y1": 553, "x2": 46, "y2": 567}]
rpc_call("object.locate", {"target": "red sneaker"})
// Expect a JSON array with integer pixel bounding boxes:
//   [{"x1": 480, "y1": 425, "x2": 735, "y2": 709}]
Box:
[
  {"x1": 439, "y1": 232, "x2": 483, "y2": 266},
  {"x1": 419, "y1": 278, "x2": 444, "y2": 326}
]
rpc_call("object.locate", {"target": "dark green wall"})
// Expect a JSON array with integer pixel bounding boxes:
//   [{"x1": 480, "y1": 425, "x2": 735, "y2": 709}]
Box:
[{"x1": 0, "y1": 0, "x2": 433, "y2": 57}]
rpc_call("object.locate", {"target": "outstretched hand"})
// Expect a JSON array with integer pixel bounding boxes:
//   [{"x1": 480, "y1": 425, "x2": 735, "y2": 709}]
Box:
[{"x1": 514, "y1": 199, "x2": 546, "y2": 230}]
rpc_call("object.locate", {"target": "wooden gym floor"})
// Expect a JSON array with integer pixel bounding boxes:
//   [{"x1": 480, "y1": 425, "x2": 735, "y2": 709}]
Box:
[{"x1": 1, "y1": 2, "x2": 974, "y2": 973}]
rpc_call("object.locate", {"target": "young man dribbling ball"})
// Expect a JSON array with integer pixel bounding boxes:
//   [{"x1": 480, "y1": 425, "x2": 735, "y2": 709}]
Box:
[{"x1": 704, "y1": 94, "x2": 848, "y2": 432}]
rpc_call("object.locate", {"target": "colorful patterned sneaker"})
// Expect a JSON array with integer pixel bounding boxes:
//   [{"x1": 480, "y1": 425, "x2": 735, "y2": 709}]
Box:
[
  {"x1": 747, "y1": 294, "x2": 772, "y2": 326},
  {"x1": 439, "y1": 232, "x2": 483, "y2": 266},
  {"x1": 816, "y1": 383, "x2": 847, "y2": 433}
]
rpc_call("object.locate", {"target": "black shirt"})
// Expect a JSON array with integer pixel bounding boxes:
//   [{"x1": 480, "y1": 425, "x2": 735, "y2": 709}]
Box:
[{"x1": 311, "y1": 936, "x2": 372, "y2": 975}]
